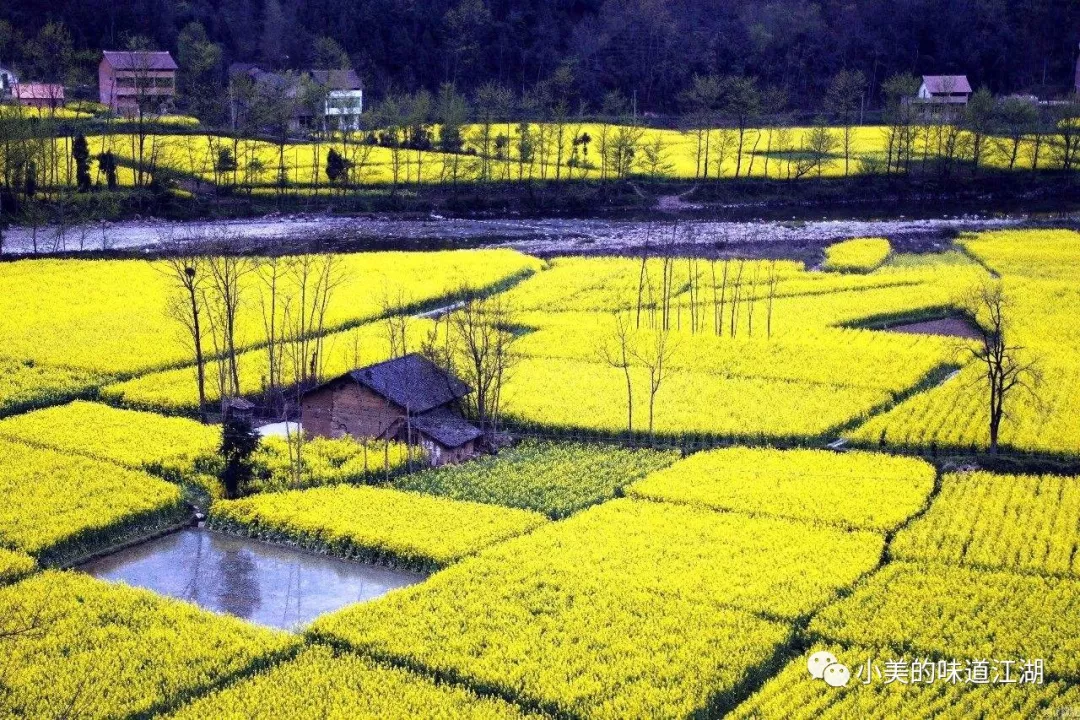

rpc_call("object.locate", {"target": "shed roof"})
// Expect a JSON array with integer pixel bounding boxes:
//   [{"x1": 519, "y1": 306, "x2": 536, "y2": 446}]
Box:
[
  {"x1": 308, "y1": 353, "x2": 471, "y2": 414},
  {"x1": 921, "y1": 75, "x2": 972, "y2": 94},
  {"x1": 411, "y1": 407, "x2": 483, "y2": 448},
  {"x1": 102, "y1": 50, "x2": 178, "y2": 71}
]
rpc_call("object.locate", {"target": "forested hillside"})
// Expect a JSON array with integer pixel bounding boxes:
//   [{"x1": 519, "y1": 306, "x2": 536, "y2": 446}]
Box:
[{"x1": 2, "y1": 0, "x2": 1079, "y2": 111}]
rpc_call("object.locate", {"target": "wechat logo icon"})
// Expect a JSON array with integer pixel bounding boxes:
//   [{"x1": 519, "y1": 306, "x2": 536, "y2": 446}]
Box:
[{"x1": 807, "y1": 650, "x2": 851, "y2": 687}]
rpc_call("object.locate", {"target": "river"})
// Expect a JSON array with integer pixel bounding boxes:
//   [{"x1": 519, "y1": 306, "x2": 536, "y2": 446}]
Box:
[{"x1": 0, "y1": 212, "x2": 1027, "y2": 261}]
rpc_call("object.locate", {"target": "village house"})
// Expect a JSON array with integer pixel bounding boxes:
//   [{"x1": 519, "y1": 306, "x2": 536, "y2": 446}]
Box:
[
  {"x1": 99, "y1": 50, "x2": 178, "y2": 115},
  {"x1": 916, "y1": 75, "x2": 972, "y2": 105},
  {"x1": 312, "y1": 69, "x2": 364, "y2": 131},
  {"x1": 12, "y1": 82, "x2": 64, "y2": 109},
  {"x1": 229, "y1": 64, "x2": 363, "y2": 132},
  {"x1": 300, "y1": 353, "x2": 482, "y2": 467}
]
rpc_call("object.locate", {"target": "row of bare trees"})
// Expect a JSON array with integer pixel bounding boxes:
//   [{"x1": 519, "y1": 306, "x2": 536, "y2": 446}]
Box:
[
  {"x1": 633, "y1": 227, "x2": 783, "y2": 338},
  {"x1": 161, "y1": 230, "x2": 342, "y2": 419}
]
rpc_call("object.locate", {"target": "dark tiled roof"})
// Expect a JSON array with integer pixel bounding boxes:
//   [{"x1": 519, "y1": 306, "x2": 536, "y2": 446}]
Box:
[
  {"x1": 229, "y1": 62, "x2": 265, "y2": 77},
  {"x1": 345, "y1": 353, "x2": 471, "y2": 413},
  {"x1": 103, "y1": 51, "x2": 178, "y2": 71},
  {"x1": 411, "y1": 407, "x2": 483, "y2": 448},
  {"x1": 309, "y1": 69, "x2": 363, "y2": 91}
]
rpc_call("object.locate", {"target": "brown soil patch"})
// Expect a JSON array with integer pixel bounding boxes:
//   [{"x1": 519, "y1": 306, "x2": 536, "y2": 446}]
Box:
[{"x1": 884, "y1": 316, "x2": 981, "y2": 340}]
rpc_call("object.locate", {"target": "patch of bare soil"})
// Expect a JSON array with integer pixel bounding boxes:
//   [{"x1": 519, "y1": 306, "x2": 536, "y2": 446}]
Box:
[{"x1": 883, "y1": 316, "x2": 982, "y2": 340}]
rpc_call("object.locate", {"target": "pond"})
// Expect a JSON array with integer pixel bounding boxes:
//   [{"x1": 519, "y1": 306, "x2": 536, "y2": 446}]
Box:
[{"x1": 80, "y1": 528, "x2": 425, "y2": 630}]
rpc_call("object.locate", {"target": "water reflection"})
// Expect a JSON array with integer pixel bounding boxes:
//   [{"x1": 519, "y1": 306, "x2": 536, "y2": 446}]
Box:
[{"x1": 80, "y1": 529, "x2": 424, "y2": 630}]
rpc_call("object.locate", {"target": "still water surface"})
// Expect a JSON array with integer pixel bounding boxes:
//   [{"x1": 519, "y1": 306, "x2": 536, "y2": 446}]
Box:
[{"x1": 81, "y1": 528, "x2": 424, "y2": 630}]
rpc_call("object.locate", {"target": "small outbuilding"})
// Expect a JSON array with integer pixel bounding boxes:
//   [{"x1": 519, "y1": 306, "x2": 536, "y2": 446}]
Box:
[
  {"x1": 916, "y1": 75, "x2": 972, "y2": 105},
  {"x1": 301, "y1": 353, "x2": 482, "y2": 466},
  {"x1": 13, "y1": 82, "x2": 65, "y2": 109}
]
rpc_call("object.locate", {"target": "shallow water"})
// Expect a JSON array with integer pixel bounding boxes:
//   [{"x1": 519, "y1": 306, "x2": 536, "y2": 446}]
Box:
[{"x1": 80, "y1": 528, "x2": 424, "y2": 630}]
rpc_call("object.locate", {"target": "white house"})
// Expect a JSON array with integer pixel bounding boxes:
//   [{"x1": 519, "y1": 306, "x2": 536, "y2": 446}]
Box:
[
  {"x1": 0, "y1": 66, "x2": 18, "y2": 97},
  {"x1": 916, "y1": 75, "x2": 972, "y2": 105},
  {"x1": 312, "y1": 69, "x2": 364, "y2": 131}
]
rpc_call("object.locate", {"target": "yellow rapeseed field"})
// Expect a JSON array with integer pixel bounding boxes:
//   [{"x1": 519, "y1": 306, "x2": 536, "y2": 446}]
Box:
[
  {"x1": 0, "y1": 548, "x2": 35, "y2": 584},
  {"x1": 164, "y1": 645, "x2": 538, "y2": 720},
  {"x1": 628, "y1": 447, "x2": 935, "y2": 531},
  {"x1": 821, "y1": 237, "x2": 892, "y2": 272},
  {"x1": 0, "y1": 401, "x2": 219, "y2": 480},
  {"x1": 312, "y1": 499, "x2": 881, "y2": 718},
  {"x1": 807, "y1": 562, "x2": 1080, "y2": 679},
  {"x1": 0, "y1": 249, "x2": 538, "y2": 375},
  {"x1": 211, "y1": 484, "x2": 549, "y2": 570},
  {"x1": 847, "y1": 229, "x2": 1080, "y2": 455},
  {"x1": 891, "y1": 471, "x2": 1080, "y2": 575},
  {"x1": 0, "y1": 438, "x2": 184, "y2": 561},
  {"x1": 0, "y1": 571, "x2": 297, "y2": 719}
]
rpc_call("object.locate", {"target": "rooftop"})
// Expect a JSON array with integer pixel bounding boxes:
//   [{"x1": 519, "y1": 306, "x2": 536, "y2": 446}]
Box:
[
  {"x1": 921, "y1": 75, "x2": 972, "y2": 94},
  {"x1": 310, "y1": 353, "x2": 472, "y2": 414},
  {"x1": 411, "y1": 406, "x2": 483, "y2": 448},
  {"x1": 13, "y1": 83, "x2": 64, "y2": 100},
  {"x1": 102, "y1": 50, "x2": 178, "y2": 72}
]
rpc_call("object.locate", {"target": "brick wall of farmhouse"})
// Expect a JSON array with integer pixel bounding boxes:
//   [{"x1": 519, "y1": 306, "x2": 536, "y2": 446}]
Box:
[{"x1": 301, "y1": 383, "x2": 404, "y2": 441}]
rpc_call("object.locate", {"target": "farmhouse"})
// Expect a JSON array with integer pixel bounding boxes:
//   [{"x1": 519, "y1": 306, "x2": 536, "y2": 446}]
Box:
[
  {"x1": 99, "y1": 50, "x2": 178, "y2": 115},
  {"x1": 916, "y1": 75, "x2": 972, "y2": 105},
  {"x1": 228, "y1": 64, "x2": 363, "y2": 132},
  {"x1": 301, "y1": 353, "x2": 482, "y2": 466},
  {"x1": 312, "y1": 69, "x2": 364, "y2": 131},
  {"x1": 12, "y1": 82, "x2": 64, "y2": 109}
]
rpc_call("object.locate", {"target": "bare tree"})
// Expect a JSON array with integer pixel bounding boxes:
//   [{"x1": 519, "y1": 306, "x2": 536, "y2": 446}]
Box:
[
  {"x1": 825, "y1": 70, "x2": 866, "y2": 176},
  {"x1": 448, "y1": 292, "x2": 518, "y2": 433},
  {"x1": 729, "y1": 260, "x2": 745, "y2": 337},
  {"x1": 766, "y1": 260, "x2": 780, "y2": 338},
  {"x1": 959, "y1": 280, "x2": 1041, "y2": 454},
  {"x1": 287, "y1": 254, "x2": 344, "y2": 386},
  {"x1": 255, "y1": 255, "x2": 290, "y2": 407},
  {"x1": 632, "y1": 326, "x2": 678, "y2": 440},
  {"x1": 203, "y1": 238, "x2": 254, "y2": 404},
  {"x1": 993, "y1": 97, "x2": 1038, "y2": 171},
  {"x1": 381, "y1": 286, "x2": 414, "y2": 359},
  {"x1": 596, "y1": 311, "x2": 636, "y2": 436},
  {"x1": 160, "y1": 234, "x2": 211, "y2": 421}
]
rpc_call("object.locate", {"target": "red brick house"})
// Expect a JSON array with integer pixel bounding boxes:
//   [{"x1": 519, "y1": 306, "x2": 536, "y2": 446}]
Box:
[
  {"x1": 13, "y1": 82, "x2": 65, "y2": 109},
  {"x1": 99, "y1": 50, "x2": 178, "y2": 115},
  {"x1": 301, "y1": 353, "x2": 482, "y2": 466}
]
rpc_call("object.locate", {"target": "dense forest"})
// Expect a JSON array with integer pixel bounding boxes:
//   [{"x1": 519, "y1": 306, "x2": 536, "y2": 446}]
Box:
[{"x1": 2, "y1": 0, "x2": 1079, "y2": 114}]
